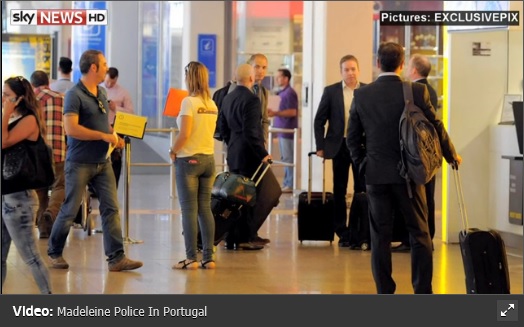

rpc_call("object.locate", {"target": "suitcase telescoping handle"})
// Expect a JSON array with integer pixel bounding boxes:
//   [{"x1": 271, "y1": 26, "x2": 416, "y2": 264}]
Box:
[
  {"x1": 451, "y1": 161, "x2": 469, "y2": 232},
  {"x1": 251, "y1": 159, "x2": 273, "y2": 187},
  {"x1": 307, "y1": 151, "x2": 327, "y2": 205},
  {"x1": 234, "y1": 159, "x2": 273, "y2": 213}
]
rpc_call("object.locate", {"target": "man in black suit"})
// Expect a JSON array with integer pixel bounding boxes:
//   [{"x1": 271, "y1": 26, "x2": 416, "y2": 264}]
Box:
[
  {"x1": 347, "y1": 42, "x2": 462, "y2": 294},
  {"x1": 393, "y1": 54, "x2": 440, "y2": 252},
  {"x1": 219, "y1": 64, "x2": 272, "y2": 250},
  {"x1": 314, "y1": 55, "x2": 366, "y2": 247}
]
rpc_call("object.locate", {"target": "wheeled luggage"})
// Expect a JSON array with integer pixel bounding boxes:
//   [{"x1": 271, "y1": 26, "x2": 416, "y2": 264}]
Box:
[
  {"x1": 453, "y1": 165, "x2": 510, "y2": 294},
  {"x1": 348, "y1": 192, "x2": 370, "y2": 250},
  {"x1": 201, "y1": 161, "x2": 274, "y2": 246},
  {"x1": 249, "y1": 166, "x2": 282, "y2": 236},
  {"x1": 297, "y1": 152, "x2": 335, "y2": 242}
]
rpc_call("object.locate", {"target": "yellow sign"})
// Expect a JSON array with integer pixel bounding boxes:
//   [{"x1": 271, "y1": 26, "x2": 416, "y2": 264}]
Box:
[{"x1": 113, "y1": 112, "x2": 148, "y2": 139}]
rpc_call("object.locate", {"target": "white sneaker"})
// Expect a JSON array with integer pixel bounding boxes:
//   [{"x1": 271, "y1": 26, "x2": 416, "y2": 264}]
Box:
[{"x1": 281, "y1": 187, "x2": 293, "y2": 193}]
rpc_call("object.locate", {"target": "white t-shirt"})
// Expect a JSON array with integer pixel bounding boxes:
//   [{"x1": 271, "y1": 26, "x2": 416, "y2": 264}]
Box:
[{"x1": 176, "y1": 96, "x2": 218, "y2": 157}]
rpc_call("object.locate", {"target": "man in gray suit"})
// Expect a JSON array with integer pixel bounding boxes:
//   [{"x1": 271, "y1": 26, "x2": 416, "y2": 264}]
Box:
[
  {"x1": 393, "y1": 54, "x2": 440, "y2": 252},
  {"x1": 347, "y1": 42, "x2": 462, "y2": 294}
]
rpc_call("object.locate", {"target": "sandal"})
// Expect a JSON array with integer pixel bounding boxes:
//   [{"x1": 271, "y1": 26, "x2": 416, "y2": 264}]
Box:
[
  {"x1": 172, "y1": 259, "x2": 198, "y2": 270},
  {"x1": 200, "y1": 260, "x2": 216, "y2": 269}
]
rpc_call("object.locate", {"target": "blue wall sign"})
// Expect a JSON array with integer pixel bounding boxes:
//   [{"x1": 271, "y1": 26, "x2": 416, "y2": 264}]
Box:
[
  {"x1": 71, "y1": 1, "x2": 107, "y2": 83},
  {"x1": 197, "y1": 34, "x2": 217, "y2": 88}
]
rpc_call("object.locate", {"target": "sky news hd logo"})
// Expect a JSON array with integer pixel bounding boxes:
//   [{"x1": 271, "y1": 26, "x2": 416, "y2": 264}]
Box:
[{"x1": 10, "y1": 9, "x2": 108, "y2": 26}]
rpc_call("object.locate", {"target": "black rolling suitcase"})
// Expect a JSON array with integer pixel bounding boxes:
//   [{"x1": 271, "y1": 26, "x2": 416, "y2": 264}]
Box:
[
  {"x1": 348, "y1": 192, "x2": 370, "y2": 250},
  {"x1": 453, "y1": 165, "x2": 510, "y2": 294},
  {"x1": 297, "y1": 152, "x2": 335, "y2": 242},
  {"x1": 200, "y1": 161, "x2": 274, "y2": 246},
  {"x1": 249, "y1": 166, "x2": 282, "y2": 236}
]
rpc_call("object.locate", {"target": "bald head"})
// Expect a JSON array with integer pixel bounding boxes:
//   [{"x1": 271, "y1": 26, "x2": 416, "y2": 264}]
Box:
[
  {"x1": 236, "y1": 64, "x2": 255, "y2": 88},
  {"x1": 408, "y1": 54, "x2": 432, "y2": 80}
]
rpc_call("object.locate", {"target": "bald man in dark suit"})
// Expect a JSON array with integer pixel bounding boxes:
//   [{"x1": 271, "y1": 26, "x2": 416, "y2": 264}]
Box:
[{"x1": 393, "y1": 54, "x2": 440, "y2": 252}]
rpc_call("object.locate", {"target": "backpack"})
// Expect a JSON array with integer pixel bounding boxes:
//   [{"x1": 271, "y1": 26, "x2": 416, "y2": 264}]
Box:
[
  {"x1": 212, "y1": 81, "x2": 234, "y2": 141},
  {"x1": 398, "y1": 81, "x2": 442, "y2": 189}
]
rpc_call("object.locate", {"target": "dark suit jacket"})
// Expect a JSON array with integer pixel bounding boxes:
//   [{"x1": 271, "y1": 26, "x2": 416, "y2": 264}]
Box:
[
  {"x1": 416, "y1": 78, "x2": 438, "y2": 111},
  {"x1": 219, "y1": 85, "x2": 268, "y2": 177},
  {"x1": 346, "y1": 75, "x2": 457, "y2": 185},
  {"x1": 314, "y1": 81, "x2": 366, "y2": 159}
]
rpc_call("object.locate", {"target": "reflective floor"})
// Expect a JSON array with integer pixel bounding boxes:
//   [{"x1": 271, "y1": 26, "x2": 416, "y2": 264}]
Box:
[{"x1": 2, "y1": 173, "x2": 523, "y2": 295}]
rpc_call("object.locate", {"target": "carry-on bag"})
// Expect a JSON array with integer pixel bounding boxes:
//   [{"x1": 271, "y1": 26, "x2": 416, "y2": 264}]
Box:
[
  {"x1": 348, "y1": 192, "x2": 370, "y2": 250},
  {"x1": 453, "y1": 164, "x2": 510, "y2": 294},
  {"x1": 297, "y1": 152, "x2": 335, "y2": 242},
  {"x1": 201, "y1": 161, "x2": 274, "y2": 247},
  {"x1": 249, "y1": 166, "x2": 282, "y2": 236}
]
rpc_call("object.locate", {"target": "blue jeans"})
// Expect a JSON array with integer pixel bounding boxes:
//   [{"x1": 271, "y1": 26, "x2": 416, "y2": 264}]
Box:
[
  {"x1": 279, "y1": 137, "x2": 294, "y2": 188},
  {"x1": 175, "y1": 154, "x2": 215, "y2": 262},
  {"x1": 48, "y1": 160, "x2": 125, "y2": 264},
  {"x1": 2, "y1": 190, "x2": 52, "y2": 294}
]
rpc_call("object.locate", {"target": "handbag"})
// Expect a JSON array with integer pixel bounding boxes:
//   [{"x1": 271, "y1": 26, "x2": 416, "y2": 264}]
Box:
[
  {"x1": 2, "y1": 135, "x2": 55, "y2": 189},
  {"x1": 212, "y1": 171, "x2": 257, "y2": 206}
]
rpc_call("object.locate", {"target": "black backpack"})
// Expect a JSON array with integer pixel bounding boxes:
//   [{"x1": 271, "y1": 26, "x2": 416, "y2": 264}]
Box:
[
  {"x1": 398, "y1": 81, "x2": 442, "y2": 190},
  {"x1": 212, "y1": 81, "x2": 233, "y2": 141}
]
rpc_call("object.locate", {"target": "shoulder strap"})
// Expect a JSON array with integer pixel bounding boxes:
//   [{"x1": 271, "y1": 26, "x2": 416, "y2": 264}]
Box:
[{"x1": 402, "y1": 81, "x2": 414, "y2": 105}]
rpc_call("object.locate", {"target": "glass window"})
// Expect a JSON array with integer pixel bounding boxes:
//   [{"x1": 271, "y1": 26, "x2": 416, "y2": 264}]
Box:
[
  {"x1": 230, "y1": 1, "x2": 303, "y2": 96},
  {"x1": 140, "y1": 1, "x2": 184, "y2": 129}
]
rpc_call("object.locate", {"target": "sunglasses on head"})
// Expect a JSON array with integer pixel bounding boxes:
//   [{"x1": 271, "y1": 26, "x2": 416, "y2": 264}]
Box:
[{"x1": 184, "y1": 62, "x2": 199, "y2": 74}]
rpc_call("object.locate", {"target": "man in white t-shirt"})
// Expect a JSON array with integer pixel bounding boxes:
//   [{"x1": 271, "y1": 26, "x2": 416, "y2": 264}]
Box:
[{"x1": 50, "y1": 57, "x2": 75, "y2": 95}]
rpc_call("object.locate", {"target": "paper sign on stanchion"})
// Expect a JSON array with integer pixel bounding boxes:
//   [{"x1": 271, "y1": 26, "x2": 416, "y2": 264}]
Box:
[{"x1": 113, "y1": 113, "x2": 148, "y2": 244}]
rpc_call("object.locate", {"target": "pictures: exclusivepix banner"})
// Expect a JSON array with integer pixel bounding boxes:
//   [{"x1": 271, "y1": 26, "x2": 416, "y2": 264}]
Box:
[
  {"x1": 10, "y1": 9, "x2": 108, "y2": 25},
  {"x1": 380, "y1": 10, "x2": 520, "y2": 25}
]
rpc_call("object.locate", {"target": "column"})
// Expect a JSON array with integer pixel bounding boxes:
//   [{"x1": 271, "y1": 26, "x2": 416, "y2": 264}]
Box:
[{"x1": 301, "y1": 1, "x2": 374, "y2": 192}]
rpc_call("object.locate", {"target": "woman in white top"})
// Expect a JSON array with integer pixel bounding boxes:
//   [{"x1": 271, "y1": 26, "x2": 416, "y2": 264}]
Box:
[{"x1": 170, "y1": 61, "x2": 218, "y2": 269}]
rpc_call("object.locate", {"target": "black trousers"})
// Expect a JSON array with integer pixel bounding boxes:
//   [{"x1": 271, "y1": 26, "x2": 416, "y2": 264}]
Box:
[
  {"x1": 367, "y1": 183, "x2": 433, "y2": 294},
  {"x1": 111, "y1": 149, "x2": 123, "y2": 188},
  {"x1": 393, "y1": 175, "x2": 436, "y2": 243},
  {"x1": 332, "y1": 140, "x2": 365, "y2": 242}
]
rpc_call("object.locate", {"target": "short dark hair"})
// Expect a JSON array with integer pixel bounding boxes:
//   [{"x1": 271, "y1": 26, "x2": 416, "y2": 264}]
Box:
[
  {"x1": 59, "y1": 57, "x2": 73, "y2": 74},
  {"x1": 339, "y1": 54, "x2": 359, "y2": 69},
  {"x1": 410, "y1": 54, "x2": 431, "y2": 78},
  {"x1": 30, "y1": 70, "x2": 50, "y2": 87},
  {"x1": 377, "y1": 42, "x2": 404, "y2": 73},
  {"x1": 79, "y1": 50, "x2": 102, "y2": 75},
  {"x1": 278, "y1": 68, "x2": 292, "y2": 80},
  {"x1": 107, "y1": 67, "x2": 119, "y2": 79}
]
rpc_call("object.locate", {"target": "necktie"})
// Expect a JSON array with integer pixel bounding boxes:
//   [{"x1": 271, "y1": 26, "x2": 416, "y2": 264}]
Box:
[{"x1": 253, "y1": 84, "x2": 259, "y2": 95}]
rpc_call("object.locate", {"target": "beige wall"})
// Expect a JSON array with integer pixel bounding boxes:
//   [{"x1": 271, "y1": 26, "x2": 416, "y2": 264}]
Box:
[{"x1": 301, "y1": 1, "x2": 374, "y2": 192}]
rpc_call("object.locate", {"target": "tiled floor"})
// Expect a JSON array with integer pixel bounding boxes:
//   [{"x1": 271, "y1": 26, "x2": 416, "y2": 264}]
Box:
[{"x1": 2, "y1": 173, "x2": 522, "y2": 294}]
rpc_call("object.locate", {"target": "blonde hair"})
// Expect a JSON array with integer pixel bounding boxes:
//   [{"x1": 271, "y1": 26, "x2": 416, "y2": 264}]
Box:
[{"x1": 184, "y1": 61, "x2": 211, "y2": 99}]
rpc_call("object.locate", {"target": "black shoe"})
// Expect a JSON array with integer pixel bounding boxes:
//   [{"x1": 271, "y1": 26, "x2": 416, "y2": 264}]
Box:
[
  {"x1": 236, "y1": 242, "x2": 264, "y2": 250},
  {"x1": 251, "y1": 236, "x2": 270, "y2": 245},
  {"x1": 391, "y1": 243, "x2": 411, "y2": 252},
  {"x1": 338, "y1": 240, "x2": 350, "y2": 248}
]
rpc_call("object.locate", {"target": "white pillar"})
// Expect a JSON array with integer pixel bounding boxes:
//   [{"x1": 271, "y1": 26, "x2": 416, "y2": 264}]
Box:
[
  {"x1": 301, "y1": 1, "x2": 374, "y2": 192},
  {"x1": 182, "y1": 1, "x2": 225, "y2": 94}
]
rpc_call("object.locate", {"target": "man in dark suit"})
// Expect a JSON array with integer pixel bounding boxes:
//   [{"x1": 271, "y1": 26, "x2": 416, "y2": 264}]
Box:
[
  {"x1": 347, "y1": 42, "x2": 462, "y2": 294},
  {"x1": 393, "y1": 54, "x2": 440, "y2": 252},
  {"x1": 314, "y1": 55, "x2": 366, "y2": 247},
  {"x1": 219, "y1": 64, "x2": 272, "y2": 250}
]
